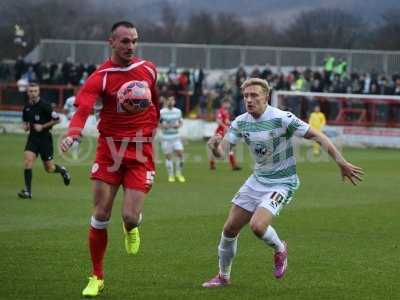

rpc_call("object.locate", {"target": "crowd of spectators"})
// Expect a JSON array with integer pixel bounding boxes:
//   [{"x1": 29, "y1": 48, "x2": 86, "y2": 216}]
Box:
[
  {"x1": 154, "y1": 61, "x2": 400, "y2": 119},
  {"x1": 1, "y1": 57, "x2": 97, "y2": 86},
  {"x1": 1, "y1": 56, "x2": 399, "y2": 121},
  {"x1": 229, "y1": 63, "x2": 400, "y2": 118}
]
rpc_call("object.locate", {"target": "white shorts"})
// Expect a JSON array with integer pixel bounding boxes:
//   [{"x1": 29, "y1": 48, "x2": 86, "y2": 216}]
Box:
[
  {"x1": 161, "y1": 138, "x2": 184, "y2": 155},
  {"x1": 231, "y1": 182, "x2": 296, "y2": 216}
]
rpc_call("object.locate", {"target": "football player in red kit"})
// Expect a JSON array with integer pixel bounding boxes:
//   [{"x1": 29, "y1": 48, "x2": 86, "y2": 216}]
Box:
[
  {"x1": 209, "y1": 98, "x2": 241, "y2": 171},
  {"x1": 60, "y1": 21, "x2": 159, "y2": 297}
]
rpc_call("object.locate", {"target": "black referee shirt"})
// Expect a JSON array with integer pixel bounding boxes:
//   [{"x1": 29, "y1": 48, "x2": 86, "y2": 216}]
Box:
[{"x1": 22, "y1": 99, "x2": 59, "y2": 137}]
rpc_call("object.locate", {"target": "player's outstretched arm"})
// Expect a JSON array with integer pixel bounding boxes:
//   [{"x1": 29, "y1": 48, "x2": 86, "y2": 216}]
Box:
[
  {"x1": 304, "y1": 128, "x2": 364, "y2": 185},
  {"x1": 60, "y1": 73, "x2": 101, "y2": 152}
]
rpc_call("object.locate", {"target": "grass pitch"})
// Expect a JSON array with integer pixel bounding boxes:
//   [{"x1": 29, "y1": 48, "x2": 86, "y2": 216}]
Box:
[{"x1": 0, "y1": 133, "x2": 398, "y2": 300}]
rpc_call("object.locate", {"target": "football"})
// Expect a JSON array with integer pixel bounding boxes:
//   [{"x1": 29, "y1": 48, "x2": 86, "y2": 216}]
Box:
[{"x1": 117, "y1": 80, "x2": 152, "y2": 114}]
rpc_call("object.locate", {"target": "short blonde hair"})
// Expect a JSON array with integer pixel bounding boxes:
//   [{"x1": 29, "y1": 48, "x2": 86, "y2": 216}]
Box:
[{"x1": 241, "y1": 78, "x2": 271, "y2": 96}]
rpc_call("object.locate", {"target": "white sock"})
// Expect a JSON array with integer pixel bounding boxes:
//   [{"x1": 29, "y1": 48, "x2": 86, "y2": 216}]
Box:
[
  {"x1": 175, "y1": 157, "x2": 183, "y2": 175},
  {"x1": 261, "y1": 226, "x2": 285, "y2": 252},
  {"x1": 165, "y1": 159, "x2": 174, "y2": 177},
  {"x1": 218, "y1": 232, "x2": 238, "y2": 278}
]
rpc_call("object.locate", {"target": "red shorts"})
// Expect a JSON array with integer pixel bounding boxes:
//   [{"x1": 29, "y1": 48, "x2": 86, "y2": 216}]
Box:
[
  {"x1": 90, "y1": 136, "x2": 155, "y2": 193},
  {"x1": 215, "y1": 127, "x2": 227, "y2": 137}
]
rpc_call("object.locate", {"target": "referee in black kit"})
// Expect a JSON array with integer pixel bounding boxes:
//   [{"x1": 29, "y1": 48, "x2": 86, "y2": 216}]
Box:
[{"x1": 18, "y1": 82, "x2": 71, "y2": 199}]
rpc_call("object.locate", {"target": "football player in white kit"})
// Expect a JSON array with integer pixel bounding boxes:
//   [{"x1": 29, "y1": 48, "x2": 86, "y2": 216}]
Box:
[
  {"x1": 63, "y1": 94, "x2": 81, "y2": 160},
  {"x1": 202, "y1": 78, "x2": 364, "y2": 287},
  {"x1": 159, "y1": 95, "x2": 185, "y2": 183}
]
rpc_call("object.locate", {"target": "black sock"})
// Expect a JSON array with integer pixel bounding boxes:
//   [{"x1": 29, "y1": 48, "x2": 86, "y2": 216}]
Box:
[
  {"x1": 54, "y1": 164, "x2": 65, "y2": 174},
  {"x1": 24, "y1": 169, "x2": 32, "y2": 193}
]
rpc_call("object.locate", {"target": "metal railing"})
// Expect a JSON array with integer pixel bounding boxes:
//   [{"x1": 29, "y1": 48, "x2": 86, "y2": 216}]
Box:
[
  {"x1": 272, "y1": 90, "x2": 400, "y2": 128},
  {"x1": 30, "y1": 39, "x2": 400, "y2": 74}
]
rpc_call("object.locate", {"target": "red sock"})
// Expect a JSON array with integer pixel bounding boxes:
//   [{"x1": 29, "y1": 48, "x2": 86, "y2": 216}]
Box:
[
  {"x1": 229, "y1": 153, "x2": 237, "y2": 168},
  {"x1": 89, "y1": 226, "x2": 107, "y2": 279}
]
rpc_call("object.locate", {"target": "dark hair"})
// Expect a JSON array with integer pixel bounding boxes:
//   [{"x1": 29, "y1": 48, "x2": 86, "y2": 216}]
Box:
[
  {"x1": 28, "y1": 82, "x2": 39, "y2": 88},
  {"x1": 111, "y1": 21, "x2": 135, "y2": 33}
]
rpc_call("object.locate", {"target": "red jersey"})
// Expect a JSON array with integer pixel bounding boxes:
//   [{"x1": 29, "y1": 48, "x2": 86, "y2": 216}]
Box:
[
  {"x1": 215, "y1": 107, "x2": 231, "y2": 136},
  {"x1": 68, "y1": 57, "x2": 159, "y2": 140}
]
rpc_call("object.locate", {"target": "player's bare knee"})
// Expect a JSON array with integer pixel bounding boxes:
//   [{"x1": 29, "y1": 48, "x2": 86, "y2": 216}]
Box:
[
  {"x1": 223, "y1": 223, "x2": 240, "y2": 238},
  {"x1": 94, "y1": 206, "x2": 112, "y2": 221},
  {"x1": 249, "y1": 220, "x2": 267, "y2": 238},
  {"x1": 24, "y1": 161, "x2": 33, "y2": 169},
  {"x1": 24, "y1": 158, "x2": 34, "y2": 169}
]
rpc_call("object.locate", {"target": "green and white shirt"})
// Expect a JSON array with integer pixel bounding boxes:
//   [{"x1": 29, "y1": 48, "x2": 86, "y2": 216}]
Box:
[
  {"x1": 226, "y1": 106, "x2": 310, "y2": 189},
  {"x1": 160, "y1": 107, "x2": 183, "y2": 140}
]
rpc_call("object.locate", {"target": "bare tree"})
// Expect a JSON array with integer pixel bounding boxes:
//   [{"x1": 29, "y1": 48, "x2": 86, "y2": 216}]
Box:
[
  {"x1": 159, "y1": 2, "x2": 183, "y2": 42},
  {"x1": 245, "y1": 22, "x2": 280, "y2": 46},
  {"x1": 0, "y1": 1, "x2": 399, "y2": 61},
  {"x1": 183, "y1": 11, "x2": 216, "y2": 44},
  {"x1": 373, "y1": 9, "x2": 400, "y2": 50},
  {"x1": 282, "y1": 8, "x2": 364, "y2": 49},
  {"x1": 214, "y1": 13, "x2": 247, "y2": 45}
]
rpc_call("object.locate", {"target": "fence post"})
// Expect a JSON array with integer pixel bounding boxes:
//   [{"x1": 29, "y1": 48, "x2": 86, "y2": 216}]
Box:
[
  {"x1": 383, "y1": 54, "x2": 388, "y2": 74},
  {"x1": 137, "y1": 45, "x2": 143, "y2": 58},
  {"x1": 311, "y1": 51, "x2": 316, "y2": 69},
  {"x1": 347, "y1": 51, "x2": 353, "y2": 73},
  {"x1": 171, "y1": 46, "x2": 177, "y2": 67},
  {"x1": 70, "y1": 42, "x2": 76, "y2": 63},
  {"x1": 103, "y1": 44, "x2": 109, "y2": 61}
]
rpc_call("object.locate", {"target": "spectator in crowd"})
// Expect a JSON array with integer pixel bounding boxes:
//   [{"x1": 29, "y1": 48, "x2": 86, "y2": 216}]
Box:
[
  {"x1": 261, "y1": 63, "x2": 272, "y2": 80},
  {"x1": 5, "y1": 54, "x2": 400, "y2": 124},
  {"x1": 250, "y1": 66, "x2": 261, "y2": 78},
  {"x1": 378, "y1": 75, "x2": 394, "y2": 95},
  {"x1": 324, "y1": 54, "x2": 335, "y2": 82},
  {"x1": 234, "y1": 65, "x2": 247, "y2": 116},
  {"x1": 329, "y1": 74, "x2": 346, "y2": 93},
  {"x1": 334, "y1": 58, "x2": 347, "y2": 77},
  {"x1": 274, "y1": 74, "x2": 291, "y2": 91},
  {"x1": 192, "y1": 66, "x2": 205, "y2": 112},
  {"x1": 308, "y1": 105, "x2": 327, "y2": 155},
  {"x1": 394, "y1": 77, "x2": 400, "y2": 96},
  {"x1": 15, "y1": 56, "x2": 27, "y2": 81},
  {"x1": 175, "y1": 69, "x2": 191, "y2": 112},
  {"x1": 61, "y1": 57, "x2": 74, "y2": 85},
  {"x1": 235, "y1": 65, "x2": 247, "y2": 88},
  {"x1": 0, "y1": 61, "x2": 11, "y2": 82},
  {"x1": 362, "y1": 73, "x2": 372, "y2": 94},
  {"x1": 350, "y1": 73, "x2": 363, "y2": 94},
  {"x1": 21, "y1": 65, "x2": 37, "y2": 83}
]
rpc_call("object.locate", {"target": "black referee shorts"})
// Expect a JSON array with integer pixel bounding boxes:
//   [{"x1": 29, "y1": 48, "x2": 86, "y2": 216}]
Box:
[{"x1": 24, "y1": 134, "x2": 54, "y2": 161}]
